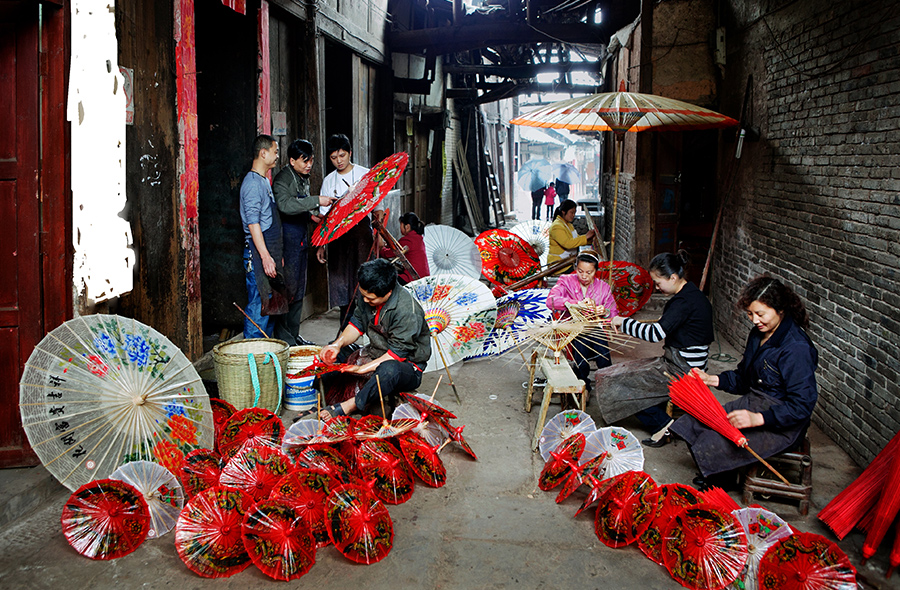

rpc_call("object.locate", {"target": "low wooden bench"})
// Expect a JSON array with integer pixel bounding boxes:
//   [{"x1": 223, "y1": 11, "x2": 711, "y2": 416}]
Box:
[
  {"x1": 525, "y1": 351, "x2": 586, "y2": 451},
  {"x1": 742, "y1": 434, "x2": 813, "y2": 515}
]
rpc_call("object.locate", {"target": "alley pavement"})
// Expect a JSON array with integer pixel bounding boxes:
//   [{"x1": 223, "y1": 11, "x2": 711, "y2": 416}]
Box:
[{"x1": 0, "y1": 307, "x2": 897, "y2": 589}]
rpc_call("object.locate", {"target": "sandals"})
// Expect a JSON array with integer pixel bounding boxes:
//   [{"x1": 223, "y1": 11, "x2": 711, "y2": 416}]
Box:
[
  {"x1": 291, "y1": 407, "x2": 319, "y2": 423},
  {"x1": 319, "y1": 403, "x2": 346, "y2": 420}
]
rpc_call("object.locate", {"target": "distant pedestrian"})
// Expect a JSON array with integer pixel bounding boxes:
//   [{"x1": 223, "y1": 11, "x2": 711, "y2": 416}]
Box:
[
  {"x1": 544, "y1": 182, "x2": 557, "y2": 221},
  {"x1": 531, "y1": 185, "x2": 545, "y2": 220},
  {"x1": 555, "y1": 178, "x2": 570, "y2": 200}
]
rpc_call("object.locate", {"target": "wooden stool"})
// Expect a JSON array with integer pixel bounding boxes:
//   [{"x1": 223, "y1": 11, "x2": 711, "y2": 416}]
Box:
[
  {"x1": 526, "y1": 354, "x2": 586, "y2": 451},
  {"x1": 741, "y1": 434, "x2": 813, "y2": 515}
]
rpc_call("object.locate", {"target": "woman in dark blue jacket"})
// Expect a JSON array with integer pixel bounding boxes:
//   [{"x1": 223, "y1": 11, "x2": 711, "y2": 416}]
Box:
[{"x1": 671, "y1": 276, "x2": 818, "y2": 487}]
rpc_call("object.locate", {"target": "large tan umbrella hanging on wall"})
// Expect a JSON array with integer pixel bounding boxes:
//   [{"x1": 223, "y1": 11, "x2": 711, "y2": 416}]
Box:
[{"x1": 510, "y1": 81, "x2": 739, "y2": 279}]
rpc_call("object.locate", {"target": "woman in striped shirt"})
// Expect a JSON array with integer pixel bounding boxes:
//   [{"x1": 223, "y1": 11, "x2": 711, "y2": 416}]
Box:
[{"x1": 610, "y1": 252, "x2": 714, "y2": 444}]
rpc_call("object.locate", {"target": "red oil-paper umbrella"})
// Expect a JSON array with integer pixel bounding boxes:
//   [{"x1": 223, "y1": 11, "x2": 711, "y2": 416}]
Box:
[
  {"x1": 399, "y1": 391, "x2": 457, "y2": 428},
  {"x1": 662, "y1": 504, "x2": 748, "y2": 590},
  {"x1": 271, "y1": 468, "x2": 336, "y2": 549},
  {"x1": 861, "y1": 439, "x2": 900, "y2": 564},
  {"x1": 218, "y1": 407, "x2": 284, "y2": 460},
  {"x1": 575, "y1": 471, "x2": 616, "y2": 517},
  {"x1": 668, "y1": 371, "x2": 790, "y2": 485},
  {"x1": 757, "y1": 531, "x2": 857, "y2": 590},
  {"x1": 594, "y1": 470, "x2": 659, "y2": 548},
  {"x1": 638, "y1": 483, "x2": 702, "y2": 566},
  {"x1": 181, "y1": 448, "x2": 223, "y2": 499},
  {"x1": 174, "y1": 485, "x2": 253, "y2": 578},
  {"x1": 61, "y1": 478, "x2": 151, "y2": 560},
  {"x1": 445, "y1": 424, "x2": 477, "y2": 460},
  {"x1": 356, "y1": 439, "x2": 416, "y2": 505},
  {"x1": 698, "y1": 486, "x2": 741, "y2": 513},
  {"x1": 474, "y1": 228, "x2": 541, "y2": 291},
  {"x1": 556, "y1": 451, "x2": 607, "y2": 504},
  {"x1": 242, "y1": 497, "x2": 316, "y2": 581},
  {"x1": 595, "y1": 260, "x2": 654, "y2": 317},
  {"x1": 209, "y1": 398, "x2": 237, "y2": 453},
  {"x1": 311, "y1": 152, "x2": 408, "y2": 246},
  {"x1": 291, "y1": 445, "x2": 355, "y2": 485},
  {"x1": 325, "y1": 483, "x2": 394, "y2": 564},
  {"x1": 397, "y1": 431, "x2": 447, "y2": 488},
  {"x1": 538, "y1": 433, "x2": 586, "y2": 491},
  {"x1": 219, "y1": 445, "x2": 293, "y2": 503}
]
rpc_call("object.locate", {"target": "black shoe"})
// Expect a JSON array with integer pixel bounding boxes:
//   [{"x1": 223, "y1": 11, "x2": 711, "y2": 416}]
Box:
[
  {"x1": 295, "y1": 336, "x2": 317, "y2": 347},
  {"x1": 641, "y1": 431, "x2": 672, "y2": 448}
]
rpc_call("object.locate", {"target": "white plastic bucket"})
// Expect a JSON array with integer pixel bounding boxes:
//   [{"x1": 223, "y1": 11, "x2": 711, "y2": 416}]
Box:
[{"x1": 284, "y1": 346, "x2": 320, "y2": 411}]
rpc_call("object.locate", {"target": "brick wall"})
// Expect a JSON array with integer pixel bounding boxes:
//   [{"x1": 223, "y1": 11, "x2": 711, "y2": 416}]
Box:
[{"x1": 713, "y1": 0, "x2": 900, "y2": 465}]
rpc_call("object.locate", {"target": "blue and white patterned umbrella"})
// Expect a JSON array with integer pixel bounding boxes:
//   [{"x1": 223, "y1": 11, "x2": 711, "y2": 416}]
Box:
[{"x1": 466, "y1": 289, "x2": 552, "y2": 360}]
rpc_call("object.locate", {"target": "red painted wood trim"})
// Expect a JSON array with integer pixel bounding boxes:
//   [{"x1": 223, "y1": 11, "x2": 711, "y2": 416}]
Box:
[{"x1": 257, "y1": 0, "x2": 270, "y2": 136}]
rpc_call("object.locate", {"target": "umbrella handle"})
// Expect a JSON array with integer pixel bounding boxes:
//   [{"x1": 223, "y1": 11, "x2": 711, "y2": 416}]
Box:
[{"x1": 743, "y1": 444, "x2": 790, "y2": 485}]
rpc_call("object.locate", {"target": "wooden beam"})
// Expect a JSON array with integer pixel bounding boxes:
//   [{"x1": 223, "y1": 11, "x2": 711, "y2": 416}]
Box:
[
  {"x1": 390, "y1": 22, "x2": 605, "y2": 55},
  {"x1": 465, "y1": 82, "x2": 602, "y2": 105},
  {"x1": 444, "y1": 61, "x2": 600, "y2": 78}
]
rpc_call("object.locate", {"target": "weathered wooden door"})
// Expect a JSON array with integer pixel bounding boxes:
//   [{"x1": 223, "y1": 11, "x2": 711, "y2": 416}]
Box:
[{"x1": 0, "y1": 4, "x2": 42, "y2": 467}]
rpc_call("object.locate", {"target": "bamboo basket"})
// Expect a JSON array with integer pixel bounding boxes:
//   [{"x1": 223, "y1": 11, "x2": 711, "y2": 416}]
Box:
[{"x1": 213, "y1": 338, "x2": 289, "y2": 413}]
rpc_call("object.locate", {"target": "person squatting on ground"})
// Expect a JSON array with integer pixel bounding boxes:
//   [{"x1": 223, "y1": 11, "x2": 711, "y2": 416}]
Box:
[
  {"x1": 547, "y1": 199, "x2": 595, "y2": 273},
  {"x1": 609, "y1": 251, "x2": 714, "y2": 443},
  {"x1": 313, "y1": 258, "x2": 432, "y2": 420},
  {"x1": 379, "y1": 211, "x2": 430, "y2": 285},
  {"x1": 239, "y1": 134, "x2": 287, "y2": 338},
  {"x1": 545, "y1": 250, "x2": 618, "y2": 391},
  {"x1": 671, "y1": 276, "x2": 819, "y2": 491},
  {"x1": 272, "y1": 139, "x2": 337, "y2": 346}
]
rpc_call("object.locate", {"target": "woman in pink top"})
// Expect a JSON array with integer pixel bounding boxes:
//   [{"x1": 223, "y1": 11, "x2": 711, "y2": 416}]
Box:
[
  {"x1": 544, "y1": 182, "x2": 557, "y2": 221},
  {"x1": 546, "y1": 250, "x2": 618, "y2": 389}
]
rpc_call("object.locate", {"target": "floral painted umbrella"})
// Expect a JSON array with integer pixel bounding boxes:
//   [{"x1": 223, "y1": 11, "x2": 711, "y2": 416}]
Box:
[
  {"x1": 61, "y1": 478, "x2": 151, "y2": 560},
  {"x1": 638, "y1": 483, "x2": 702, "y2": 566},
  {"x1": 271, "y1": 469, "x2": 336, "y2": 549},
  {"x1": 181, "y1": 448, "x2": 223, "y2": 499},
  {"x1": 474, "y1": 229, "x2": 541, "y2": 291},
  {"x1": 356, "y1": 439, "x2": 416, "y2": 505},
  {"x1": 174, "y1": 485, "x2": 253, "y2": 578},
  {"x1": 397, "y1": 431, "x2": 447, "y2": 488},
  {"x1": 594, "y1": 470, "x2": 659, "y2": 548},
  {"x1": 311, "y1": 152, "x2": 408, "y2": 246},
  {"x1": 219, "y1": 445, "x2": 293, "y2": 502},
  {"x1": 325, "y1": 483, "x2": 395, "y2": 564},
  {"x1": 405, "y1": 274, "x2": 497, "y2": 374},
  {"x1": 729, "y1": 507, "x2": 793, "y2": 590},
  {"x1": 538, "y1": 409, "x2": 596, "y2": 462},
  {"x1": 510, "y1": 220, "x2": 552, "y2": 266},
  {"x1": 757, "y1": 531, "x2": 857, "y2": 590},
  {"x1": 466, "y1": 288, "x2": 553, "y2": 360},
  {"x1": 218, "y1": 408, "x2": 284, "y2": 460},
  {"x1": 110, "y1": 460, "x2": 184, "y2": 539},
  {"x1": 242, "y1": 498, "x2": 316, "y2": 581},
  {"x1": 19, "y1": 314, "x2": 214, "y2": 491},
  {"x1": 595, "y1": 261, "x2": 654, "y2": 317},
  {"x1": 589, "y1": 426, "x2": 645, "y2": 479}
]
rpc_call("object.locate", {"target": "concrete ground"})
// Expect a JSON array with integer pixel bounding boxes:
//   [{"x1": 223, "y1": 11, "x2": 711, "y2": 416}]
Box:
[{"x1": 1, "y1": 306, "x2": 897, "y2": 589}]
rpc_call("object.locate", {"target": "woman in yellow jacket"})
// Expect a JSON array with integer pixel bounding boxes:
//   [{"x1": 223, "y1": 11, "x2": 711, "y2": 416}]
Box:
[{"x1": 547, "y1": 199, "x2": 595, "y2": 273}]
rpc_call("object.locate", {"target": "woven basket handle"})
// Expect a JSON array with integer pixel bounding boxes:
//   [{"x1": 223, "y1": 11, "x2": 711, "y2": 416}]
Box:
[{"x1": 247, "y1": 351, "x2": 283, "y2": 410}]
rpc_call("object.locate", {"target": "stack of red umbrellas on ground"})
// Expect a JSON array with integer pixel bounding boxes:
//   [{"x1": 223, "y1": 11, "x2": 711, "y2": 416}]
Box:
[{"x1": 59, "y1": 397, "x2": 475, "y2": 580}]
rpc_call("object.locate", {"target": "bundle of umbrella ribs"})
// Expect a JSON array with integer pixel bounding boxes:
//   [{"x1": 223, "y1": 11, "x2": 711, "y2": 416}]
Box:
[{"x1": 59, "y1": 393, "x2": 475, "y2": 581}]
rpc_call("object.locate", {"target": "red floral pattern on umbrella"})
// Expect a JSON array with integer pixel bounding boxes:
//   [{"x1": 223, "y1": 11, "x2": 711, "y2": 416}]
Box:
[
  {"x1": 325, "y1": 483, "x2": 394, "y2": 564},
  {"x1": 595, "y1": 261, "x2": 653, "y2": 317},
  {"x1": 291, "y1": 445, "x2": 356, "y2": 485},
  {"x1": 539, "y1": 433, "x2": 586, "y2": 491},
  {"x1": 638, "y1": 483, "x2": 702, "y2": 566},
  {"x1": 474, "y1": 229, "x2": 541, "y2": 290},
  {"x1": 219, "y1": 445, "x2": 293, "y2": 502},
  {"x1": 357, "y1": 439, "x2": 416, "y2": 505},
  {"x1": 181, "y1": 448, "x2": 223, "y2": 499},
  {"x1": 662, "y1": 504, "x2": 748, "y2": 590},
  {"x1": 311, "y1": 152, "x2": 408, "y2": 246},
  {"x1": 218, "y1": 408, "x2": 284, "y2": 460},
  {"x1": 271, "y1": 469, "x2": 336, "y2": 549},
  {"x1": 242, "y1": 498, "x2": 316, "y2": 581},
  {"x1": 398, "y1": 431, "x2": 447, "y2": 488},
  {"x1": 174, "y1": 485, "x2": 253, "y2": 578},
  {"x1": 758, "y1": 531, "x2": 856, "y2": 590},
  {"x1": 594, "y1": 470, "x2": 659, "y2": 548},
  {"x1": 61, "y1": 478, "x2": 151, "y2": 560}
]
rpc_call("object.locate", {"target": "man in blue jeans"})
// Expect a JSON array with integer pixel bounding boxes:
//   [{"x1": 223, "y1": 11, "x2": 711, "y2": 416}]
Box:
[{"x1": 239, "y1": 134, "x2": 287, "y2": 338}]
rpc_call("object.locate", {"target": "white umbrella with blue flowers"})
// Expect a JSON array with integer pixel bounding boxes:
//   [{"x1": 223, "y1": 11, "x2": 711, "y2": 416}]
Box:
[{"x1": 19, "y1": 314, "x2": 214, "y2": 491}]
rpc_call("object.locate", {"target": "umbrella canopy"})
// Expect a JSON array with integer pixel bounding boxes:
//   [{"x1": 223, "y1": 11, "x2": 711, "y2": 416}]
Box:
[
  {"x1": 638, "y1": 483, "x2": 702, "y2": 566},
  {"x1": 862, "y1": 444, "x2": 900, "y2": 561},
  {"x1": 516, "y1": 158, "x2": 552, "y2": 192},
  {"x1": 398, "y1": 431, "x2": 447, "y2": 488},
  {"x1": 357, "y1": 439, "x2": 416, "y2": 505},
  {"x1": 219, "y1": 445, "x2": 293, "y2": 502},
  {"x1": 325, "y1": 483, "x2": 394, "y2": 564},
  {"x1": 399, "y1": 391, "x2": 457, "y2": 429},
  {"x1": 210, "y1": 398, "x2": 237, "y2": 453},
  {"x1": 588, "y1": 426, "x2": 645, "y2": 479},
  {"x1": 446, "y1": 424, "x2": 477, "y2": 460},
  {"x1": 281, "y1": 418, "x2": 327, "y2": 460},
  {"x1": 174, "y1": 485, "x2": 253, "y2": 578},
  {"x1": 423, "y1": 224, "x2": 482, "y2": 278},
  {"x1": 467, "y1": 289, "x2": 552, "y2": 360},
  {"x1": 181, "y1": 448, "x2": 223, "y2": 499},
  {"x1": 61, "y1": 478, "x2": 151, "y2": 560},
  {"x1": 242, "y1": 498, "x2": 316, "y2": 581},
  {"x1": 311, "y1": 151, "x2": 408, "y2": 246},
  {"x1": 757, "y1": 531, "x2": 857, "y2": 590},
  {"x1": 662, "y1": 504, "x2": 748, "y2": 590},
  {"x1": 392, "y1": 402, "x2": 448, "y2": 447},
  {"x1": 594, "y1": 470, "x2": 659, "y2": 548},
  {"x1": 510, "y1": 220, "x2": 552, "y2": 266},
  {"x1": 271, "y1": 469, "x2": 336, "y2": 548},
  {"x1": 405, "y1": 274, "x2": 497, "y2": 373},
  {"x1": 730, "y1": 507, "x2": 793, "y2": 590},
  {"x1": 596, "y1": 261, "x2": 654, "y2": 317},
  {"x1": 19, "y1": 314, "x2": 214, "y2": 491},
  {"x1": 475, "y1": 229, "x2": 541, "y2": 290},
  {"x1": 539, "y1": 433, "x2": 586, "y2": 491},
  {"x1": 538, "y1": 409, "x2": 596, "y2": 462},
  {"x1": 110, "y1": 460, "x2": 184, "y2": 539},
  {"x1": 291, "y1": 445, "x2": 355, "y2": 485},
  {"x1": 218, "y1": 408, "x2": 284, "y2": 460},
  {"x1": 552, "y1": 162, "x2": 580, "y2": 185}
]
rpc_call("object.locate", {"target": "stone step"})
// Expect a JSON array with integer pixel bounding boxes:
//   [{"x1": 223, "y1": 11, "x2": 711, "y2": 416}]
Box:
[{"x1": 0, "y1": 465, "x2": 68, "y2": 531}]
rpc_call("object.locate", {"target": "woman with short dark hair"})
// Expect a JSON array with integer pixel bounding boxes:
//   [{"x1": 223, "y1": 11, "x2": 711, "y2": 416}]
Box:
[{"x1": 547, "y1": 200, "x2": 595, "y2": 272}]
